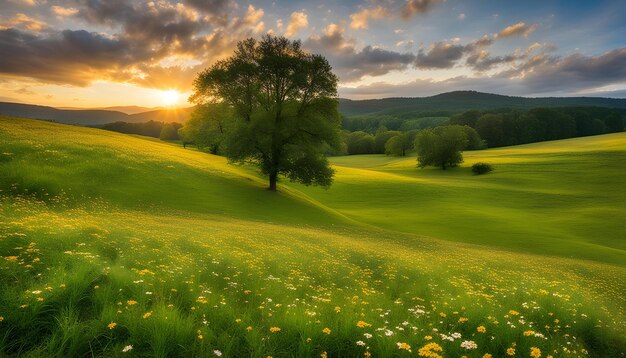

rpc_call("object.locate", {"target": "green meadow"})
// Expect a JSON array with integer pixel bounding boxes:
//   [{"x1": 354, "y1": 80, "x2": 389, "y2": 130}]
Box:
[{"x1": 1, "y1": 116, "x2": 625, "y2": 357}]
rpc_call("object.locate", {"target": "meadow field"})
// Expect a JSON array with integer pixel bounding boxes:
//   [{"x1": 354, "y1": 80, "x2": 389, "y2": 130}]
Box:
[{"x1": 1, "y1": 116, "x2": 625, "y2": 357}]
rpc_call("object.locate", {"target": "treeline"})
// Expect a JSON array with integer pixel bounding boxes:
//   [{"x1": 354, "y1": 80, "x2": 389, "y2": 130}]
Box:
[
  {"x1": 449, "y1": 107, "x2": 624, "y2": 147},
  {"x1": 177, "y1": 105, "x2": 624, "y2": 156},
  {"x1": 342, "y1": 113, "x2": 449, "y2": 132},
  {"x1": 338, "y1": 126, "x2": 484, "y2": 156},
  {"x1": 100, "y1": 121, "x2": 182, "y2": 140}
]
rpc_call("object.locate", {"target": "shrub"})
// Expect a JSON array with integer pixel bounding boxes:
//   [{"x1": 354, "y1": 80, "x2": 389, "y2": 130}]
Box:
[{"x1": 472, "y1": 162, "x2": 493, "y2": 175}]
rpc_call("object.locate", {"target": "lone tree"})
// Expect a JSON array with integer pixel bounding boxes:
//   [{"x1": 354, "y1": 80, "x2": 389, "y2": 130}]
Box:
[
  {"x1": 190, "y1": 35, "x2": 341, "y2": 191},
  {"x1": 414, "y1": 126, "x2": 468, "y2": 169}
]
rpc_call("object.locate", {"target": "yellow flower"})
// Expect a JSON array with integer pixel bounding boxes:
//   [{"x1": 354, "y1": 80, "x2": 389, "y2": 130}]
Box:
[
  {"x1": 397, "y1": 342, "x2": 411, "y2": 350},
  {"x1": 507, "y1": 347, "x2": 516, "y2": 356},
  {"x1": 523, "y1": 330, "x2": 535, "y2": 336},
  {"x1": 458, "y1": 317, "x2": 468, "y2": 323},
  {"x1": 509, "y1": 310, "x2": 520, "y2": 316},
  {"x1": 356, "y1": 321, "x2": 372, "y2": 328},
  {"x1": 143, "y1": 312, "x2": 152, "y2": 319},
  {"x1": 424, "y1": 335, "x2": 432, "y2": 340},
  {"x1": 127, "y1": 300, "x2": 138, "y2": 305},
  {"x1": 270, "y1": 327, "x2": 281, "y2": 332},
  {"x1": 530, "y1": 347, "x2": 541, "y2": 358},
  {"x1": 246, "y1": 326, "x2": 253, "y2": 331},
  {"x1": 477, "y1": 325, "x2": 486, "y2": 333},
  {"x1": 235, "y1": 318, "x2": 242, "y2": 323},
  {"x1": 197, "y1": 334, "x2": 203, "y2": 340},
  {"x1": 321, "y1": 352, "x2": 327, "y2": 358},
  {"x1": 108, "y1": 322, "x2": 117, "y2": 330},
  {"x1": 418, "y1": 342, "x2": 443, "y2": 358},
  {"x1": 364, "y1": 352, "x2": 371, "y2": 358},
  {"x1": 483, "y1": 354, "x2": 492, "y2": 358},
  {"x1": 0, "y1": 316, "x2": 3, "y2": 322},
  {"x1": 322, "y1": 327, "x2": 331, "y2": 335}
]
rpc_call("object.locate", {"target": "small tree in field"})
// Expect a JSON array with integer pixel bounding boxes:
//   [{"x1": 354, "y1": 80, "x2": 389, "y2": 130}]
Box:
[
  {"x1": 414, "y1": 126, "x2": 468, "y2": 169},
  {"x1": 190, "y1": 35, "x2": 341, "y2": 191},
  {"x1": 384, "y1": 133, "x2": 412, "y2": 156}
]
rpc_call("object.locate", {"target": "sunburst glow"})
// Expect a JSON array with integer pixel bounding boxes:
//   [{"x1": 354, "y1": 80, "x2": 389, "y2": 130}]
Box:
[{"x1": 160, "y1": 89, "x2": 180, "y2": 106}]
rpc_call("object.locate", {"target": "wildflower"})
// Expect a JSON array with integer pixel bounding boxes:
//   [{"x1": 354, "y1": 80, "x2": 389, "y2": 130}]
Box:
[
  {"x1": 460, "y1": 340, "x2": 478, "y2": 350},
  {"x1": 356, "y1": 340, "x2": 366, "y2": 346},
  {"x1": 0, "y1": 316, "x2": 3, "y2": 322},
  {"x1": 477, "y1": 326, "x2": 486, "y2": 333},
  {"x1": 143, "y1": 312, "x2": 152, "y2": 319},
  {"x1": 246, "y1": 326, "x2": 253, "y2": 331},
  {"x1": 364, "y1": 333, "x2": 373, "y2": 339},
  {"x1": 483, "y1": 354, "x2": 492, "y2": 358},
  {"x1": 384, "y1": 329, "x2": 394, "y2": 336},
  {"x1": 530, "y1": 347, "x2": 541, "y2": 358},
  {"x1": 356, "y1": 321, "x2": 372, "y2": 328},
  {"x1": 197, "y1": 334, "x2": 203, "y2": 340},
  {"x1": 127, "y1": 300, "x2": 137, "y2": 305},
  {"x1": 451, "y1": 332, "x2": 462, "y2": 339},
  {"x1": 424, "y1": 335, "x2": 432, "y2": 340},
  {"x1": 364, "y1": 352, "x2": 371, "y2": 358},
  {"x1": 418, "y1": 342, "x2": 443, "y2": 358},
  {"x1": 523, "y1": 330, "x2": 535, "y2": 336},
  {"x1": 108, "y1": 322, "x2": 117, "y2": 330},
  {"x1": 458, "y1": 317, "x2": 468, "y2": 323},
  {"x1": 321, "y1": 352, "x2": 327, "y2": 358},
  {"x1": 322, "y1": 327, "x2": 331, "y2": 334},
  {"x1": 235, "y1": 318, "x2": 242, "y2": 323},
  {"x1": 509, "y1": 310, "x2": 520, "y2": 316},
  {"x1": 397, "y1": 342, "x2": 411, "y2": 351},
  {"x1": 122, "y1": 345, "x2": 133, "y2": 353},
  {"x1": 270, "y1": 327, "x2": 281, "y2": 332},
  {"x1": 507, "y1": 347, "x2": 516, "y2": 356},
  {"x1": 213, "y1": 350, "x2": 222, "y2": 356}
]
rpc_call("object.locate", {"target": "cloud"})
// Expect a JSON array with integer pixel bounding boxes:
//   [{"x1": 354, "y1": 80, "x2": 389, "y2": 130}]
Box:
[
  {"x1": 402, "y1": 0, "x2": 440, "y2": 19},
  {"x1": 285, "y1": 11, "x2": 308, "y2": 36},
  {"x1": 0, "y1": 13, "x2": 47, "y2": 31},
  {"x1": 0, "y1": 28, "x2": 137, "y2": 86},
  {"x1": 304, "y1": 23, "x2": 415, "y2": 82},
  {"x1": 415, "y1": 42, "x2": 470, "y2": 69},
  {"x1": 349, "y1": 6, "x2": 389, "y2": 29},
  {"x1": 498, "y1": 21, "x2": 537, "y2": 38},
  {"x1": 519, "y1": 48, "x2": 626, "y2": 92},
  {"x1": 51, "y1": 6, "x2": 79, "y2": 16}
]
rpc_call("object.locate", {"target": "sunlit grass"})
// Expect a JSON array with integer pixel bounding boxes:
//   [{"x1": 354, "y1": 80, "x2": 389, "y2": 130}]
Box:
[{"x1": 0, "y1": 116, "x2": 625, "y2": 356}]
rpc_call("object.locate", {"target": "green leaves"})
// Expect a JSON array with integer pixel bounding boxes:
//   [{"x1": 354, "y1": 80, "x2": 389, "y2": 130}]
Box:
[{"x1": 189, "y1": 35, "x2": 340, "y2": 190}]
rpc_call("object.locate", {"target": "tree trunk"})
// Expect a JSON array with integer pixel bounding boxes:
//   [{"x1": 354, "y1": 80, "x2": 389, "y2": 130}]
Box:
[{"x1": 268, "y1": 171, "x2": 278, "y2": 191}]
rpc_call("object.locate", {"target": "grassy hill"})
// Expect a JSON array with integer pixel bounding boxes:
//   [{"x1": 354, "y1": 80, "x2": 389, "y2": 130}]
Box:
[
  {"x1": 339, "y1": 91, "x2": 626, "y2": 117},
  {"x1": 295, "y1": 133, "x2": 626, "y2": 265},
  {"x1": 0, "y1": 116, "x2": 624, "y2": 357}
]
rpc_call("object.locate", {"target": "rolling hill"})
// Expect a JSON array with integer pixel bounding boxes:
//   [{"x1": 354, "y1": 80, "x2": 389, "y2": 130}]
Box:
[
  {"x1": 338, "y1": 90, "x2": 626, "y2": 117},
  {"x1": 3, "y1": 91, "x2": 626, "y2": 127},
  {"x1": 0, "y1": 102, "x2": 194, "y2": 126},
  {"x1": 0, "y1": 115, "x2": 624, "y2": 356}
]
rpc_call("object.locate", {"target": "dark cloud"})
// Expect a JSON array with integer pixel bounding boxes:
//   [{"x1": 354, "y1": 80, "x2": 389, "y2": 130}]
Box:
[
  {"x1": 415, "y1": 42, "x2": 469, "y2": 69},
  {"x1": 340, "y1": 48, "x2": 626, "y2": 98},
  {"x1": 305, "y1": 24, "x2": 415, "y2": 82},
  {"x1": 415, "y1": 36, "x2": 493, "y2": 69},
  {"x1": 0, "y1": 28, "x2": 137, "y2": 86},
  {"x1": 402, "y1": 0, "x2": 440, "y2": 19},
  {"x1": 520, "y1": 48, "x2": 626, "y2": 91}
]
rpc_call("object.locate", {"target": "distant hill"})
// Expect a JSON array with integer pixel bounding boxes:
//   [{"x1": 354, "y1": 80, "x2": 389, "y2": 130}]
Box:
[
  {"x1": 0, "y1": 102, "x2": 194, "y2": 125},
  {"x1": 338, "y1": 91, "x2": 626, "y2": 117},
  {"x1": 3, "y1": 91, "x2": 626, "y2": 126},
  {"x1": 57, "y1": 105, "x2": 161, "y2": 115}
]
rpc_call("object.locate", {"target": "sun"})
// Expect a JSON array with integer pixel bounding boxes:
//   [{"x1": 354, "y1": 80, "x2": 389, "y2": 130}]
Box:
[{"x1": 159, "y1": 89, "x2": 180, "y2": 106}]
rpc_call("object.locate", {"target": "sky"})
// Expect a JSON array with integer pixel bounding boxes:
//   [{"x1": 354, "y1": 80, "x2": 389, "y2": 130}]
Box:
[{"x1": 0, "y1": 0, "x2": 625, "y2": 108}]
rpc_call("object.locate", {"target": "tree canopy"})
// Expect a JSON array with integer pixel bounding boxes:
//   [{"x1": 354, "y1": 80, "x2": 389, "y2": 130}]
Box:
[
  {"x1": 190, "y1": 35, "x2": 341, "y2": 191},
  {"x1": 414, "y1": 126, "x2": 469, "y2": 169}
]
